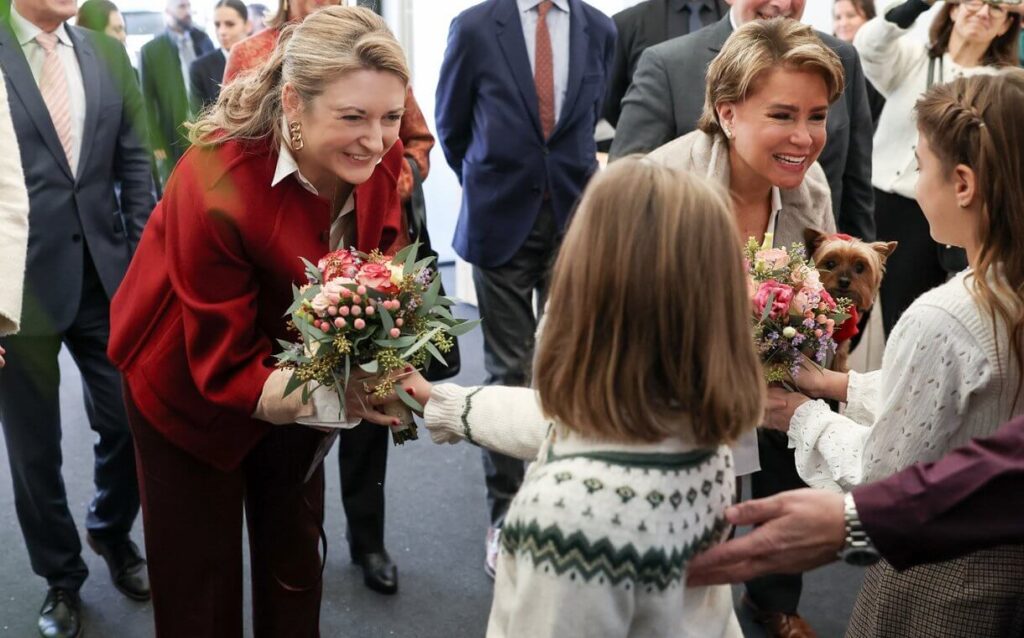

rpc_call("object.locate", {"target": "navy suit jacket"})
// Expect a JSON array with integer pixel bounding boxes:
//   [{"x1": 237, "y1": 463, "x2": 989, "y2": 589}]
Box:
[
  {"x1": 189, "y1": 47, "x2": 225, "y2": 113},
  {"x1": 0, "y1": 20, "x2": 155, "y2": 335},
  {"x1": 140, "y1": 28, "x2": 213, "y2": 179},
  {"x1": 435, "y1": 0, "x2": 615, "y2": 268}
]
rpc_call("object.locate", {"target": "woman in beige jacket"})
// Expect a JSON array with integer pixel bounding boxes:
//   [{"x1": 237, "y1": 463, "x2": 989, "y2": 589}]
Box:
[{"x1": 0, "y1": 71, "x2": 31, "y2": 364}]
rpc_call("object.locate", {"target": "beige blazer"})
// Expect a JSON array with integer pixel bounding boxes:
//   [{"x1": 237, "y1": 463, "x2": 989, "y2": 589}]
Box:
[
  {"x1": 646, "y1": 130, "x2": 837, "y2": 246},
  {"x1": 0, "y1": 75, "x2": 29, "y2": 335}
]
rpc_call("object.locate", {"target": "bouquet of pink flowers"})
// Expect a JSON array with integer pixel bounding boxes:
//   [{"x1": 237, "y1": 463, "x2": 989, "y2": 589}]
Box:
[
  {"x1": 746, "y1": 234, "x2": 852, "y2": 383},
  {"x1": 276, "y1": 242, "x2": 479, "y2": 444}
]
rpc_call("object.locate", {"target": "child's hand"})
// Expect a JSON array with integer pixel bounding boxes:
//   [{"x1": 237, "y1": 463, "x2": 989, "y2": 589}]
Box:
[{"x1": 368, "y1": 367, "x2": 434, "y2": 416}]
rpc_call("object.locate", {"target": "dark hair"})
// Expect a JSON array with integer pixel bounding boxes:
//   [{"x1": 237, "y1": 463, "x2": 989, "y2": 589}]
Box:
[
  {"x1": 836, "y1": 0, "x2": 876, "y2": 20},
  {"x1": 214, "y1": 0, "x2": 249, "y2": 22},
  {"x1": 76, "y1": 0, "x2": 119, "y2": 32},
  {"x1": 928, "y1": 3, "x2": 1021, "y2": 66}
]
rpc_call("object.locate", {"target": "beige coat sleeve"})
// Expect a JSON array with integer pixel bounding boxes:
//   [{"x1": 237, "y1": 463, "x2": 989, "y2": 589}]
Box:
[{"x1": 0, "y1": 76, "x2": 29, "y2": 336}]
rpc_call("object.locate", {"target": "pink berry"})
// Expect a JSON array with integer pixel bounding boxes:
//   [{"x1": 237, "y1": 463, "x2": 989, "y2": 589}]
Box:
[
  {"x1": 328, "y1": 293, "x2": 341, "y2": 305},
  {"x1": 352, "y1": 294, "x2": 362, "y2": 304},
  {"x1": 816, "y1": 314, "x2": 827, "y2": 324},
  {"x1": 354, "y1": 318, "x2": 366, "y2": 330},
  {"x1": 327, "y1": 306, "x2": 338, "y2": 316},
  {"x1": 814, "y1": 329, "x2": 823, "y2": 338},
  {"x1": 365, "y1": 305, "x2": 376, "y2": 316},
  {"x1": 357, "y1": 285, "x2": 367, "y2": 295},
  {"x1": 341, "y1": 288, "x2": 352, "y2": 298},
  {"x1": 389, "y1": 328, "x2": 401, "y2": 338},
  {"x1": 334, "y1": 317, "x2": 346, "y2": 329},
  {"x1": 318, "y1": 321, "x2": 330, "y2": 332},
  {"x1": 395, "y1": 318, "x2": 404, "y2": 327},
  {"x1": 351, "y1": 305, "x2": 362, "y2": 316}
]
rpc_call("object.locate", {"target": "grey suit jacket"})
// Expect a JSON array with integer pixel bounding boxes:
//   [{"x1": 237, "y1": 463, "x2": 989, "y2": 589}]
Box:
[
  {"x1": 610, "y1": 16, "x2": 875, "y2": 242},
  {"x1": 0, "y1": 20, "x2": 155, "y2": 335}
]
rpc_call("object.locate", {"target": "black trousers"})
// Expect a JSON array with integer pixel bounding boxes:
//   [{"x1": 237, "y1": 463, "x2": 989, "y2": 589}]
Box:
[
  {"x1": 337, "y1": 420, "x2": 389, "y2": 557},
  {"x1": 472, "y1": 204, "x2": 560, "y2": 527},
  {"x1": 875, "y1": 189, "x2": 949, "y2": 338},
  {"x1": 0, "y1": 255, "x2": 140, "y2": 591},
  {"x1": 745, "y1": 429, "x2": 807, "y2": 614}
]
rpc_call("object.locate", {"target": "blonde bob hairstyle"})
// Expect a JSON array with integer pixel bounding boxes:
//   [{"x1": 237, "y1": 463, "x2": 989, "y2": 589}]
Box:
[
  {"x1": 698, "y1": 18, "x2": 845, "y2": 137},
  {"x1": 189, "y1": 5, "x2": 409, "y2": 149},
  {"x1": 534, "y1": 158, "x2": 764, "y2": 447},
  {"x1": 916, "y1": 71, "x2": 1024, "y2": 408}
]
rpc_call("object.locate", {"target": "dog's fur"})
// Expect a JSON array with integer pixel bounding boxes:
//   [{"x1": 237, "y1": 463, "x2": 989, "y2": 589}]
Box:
[{"x1": 804, "y1": 229, "x2": 897, "y2": 372}]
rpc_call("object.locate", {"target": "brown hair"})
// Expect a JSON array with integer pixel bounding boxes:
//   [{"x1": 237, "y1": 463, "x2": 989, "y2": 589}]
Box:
[
  {"x1": 916, "y1": 70, "x2": 1024, "y2": 408},
  {"x1": 533, "y1": 158, "x2": 764, "y2": 447},
  {"x1": 928, "y1": 3, "x2": 1021, "y2": 66},
  {"x1": 189, "y1": 5, "x2": 408, "y2": 148},
  {"x1": 835, "y1": 0, "x2": 876, "y2": 21},
  {"x1": 698, "y1": 18, "x2": 845, "y2": 136}
]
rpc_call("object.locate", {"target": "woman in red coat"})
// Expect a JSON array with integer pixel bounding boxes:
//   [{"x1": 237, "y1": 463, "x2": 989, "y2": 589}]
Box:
[{"x1": 107, "y1": 7, "x2": 408, "y2": 636}]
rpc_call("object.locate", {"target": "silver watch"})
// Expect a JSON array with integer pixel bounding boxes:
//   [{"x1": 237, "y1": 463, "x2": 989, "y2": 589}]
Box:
[{"x1": 838, "y1": 492, "x2": 881, "y2": 567}]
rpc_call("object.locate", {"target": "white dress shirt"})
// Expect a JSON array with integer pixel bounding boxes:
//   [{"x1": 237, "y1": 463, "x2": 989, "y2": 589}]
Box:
[
  {"x1": 517, "y1": 0, "x2": 571, "y2": 124},
  {"x1": 9, "y1": 5, "x2": 87, "y2": 176}
]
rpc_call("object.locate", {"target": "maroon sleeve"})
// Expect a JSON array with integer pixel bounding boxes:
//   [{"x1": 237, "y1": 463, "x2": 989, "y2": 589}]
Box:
[{"x1": 853, "y1": 415, "x2": 1024, "y2": 571}]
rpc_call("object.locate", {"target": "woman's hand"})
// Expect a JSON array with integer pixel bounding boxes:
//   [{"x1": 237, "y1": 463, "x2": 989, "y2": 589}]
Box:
[
  {"x1": 763, "y1": 387, "x2": 810, "y2": 432},
  {"x1": 791, "y1": 357, "x2": 849, "y2": 402}
]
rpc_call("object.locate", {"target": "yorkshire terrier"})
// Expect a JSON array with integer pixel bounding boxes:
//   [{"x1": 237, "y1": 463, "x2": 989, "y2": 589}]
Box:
[{"x1": 804, "y1": 229, "x2": 897, "y2": 373}]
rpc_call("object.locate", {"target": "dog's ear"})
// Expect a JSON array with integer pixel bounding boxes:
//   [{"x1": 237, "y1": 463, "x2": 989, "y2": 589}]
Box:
[
  {"x1": 803, "y1": 228, "x2": 828, "y2": 258},
  {"x1": 871, "y1": 241, "x2": 898, "y2": 263}
]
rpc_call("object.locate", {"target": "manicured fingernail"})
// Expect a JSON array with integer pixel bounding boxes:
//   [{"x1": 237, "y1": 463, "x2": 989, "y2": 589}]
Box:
[
  {"x1": 405, "y1": 365, "x2": 414, "y2": 372},
  {"x1": 406, "y1": 387, "x2": 415, "y2": 396},
  {"x1": 391, "y1": 419, "x2": 399, "y2": 426}
]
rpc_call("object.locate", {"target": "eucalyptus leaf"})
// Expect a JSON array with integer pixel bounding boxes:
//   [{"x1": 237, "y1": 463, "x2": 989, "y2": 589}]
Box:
[
  {"x1": 300, "y1": 257, "x2": 323, "y2": 284},
  {"x1": 392, "y1": 242, "x2": 417, "y2": 270},
  {"x1": 379, "y1": 305, "x2": 394, "y2": 332},
  {"x1": 374, "y1": 335, "x2": 418, "y2": 349},
  {"x1": 446, "y1": 318, "x2": 481, "y2": 337},
  {"x1": 759, "y1": 292, "x2": 777, "y2": 323},
  {"x1": 424, "y1": 340, "x2": 447, "y2": 365},
  {"x1": 420, "y1": 276, "x2": 442, "y2": 311},
  {"x1": 359, "y1": 360, "x2": 379, "y2": 374},
  {"x1": 401, "y1": 326, "x2": 442, "y2": 359},
  {"x1": 283, "y1": 371, "x2": 304, "y2": 397}
]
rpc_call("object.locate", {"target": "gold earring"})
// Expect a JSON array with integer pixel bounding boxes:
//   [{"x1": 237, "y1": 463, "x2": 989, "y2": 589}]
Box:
[
  {"x1": 289, "y1": 120, "x2": 303, "y2": 151},
  {"x1": 723, "y1": 127, "x2": 733, "y2": 140},
  {"x1": 959, "y1": 201, "x2": 968, "y2": 208}
]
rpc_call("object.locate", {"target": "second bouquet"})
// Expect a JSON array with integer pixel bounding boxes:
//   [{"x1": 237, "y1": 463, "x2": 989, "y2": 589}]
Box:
[{"x1": 276, "y1": 242, "x2": 479, "y2": 444}]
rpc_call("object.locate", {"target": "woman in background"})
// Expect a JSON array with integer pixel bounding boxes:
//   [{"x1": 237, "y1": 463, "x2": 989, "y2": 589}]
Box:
[
  {"x1": 189, "y1": 0, "x2": 251, "y2": 111},
  {"x1": 76, "y1": 0, "x2": 126, "y2": 44},
  {"x1": 834, "y1": 0, "x2": 885, "y2": 124}
]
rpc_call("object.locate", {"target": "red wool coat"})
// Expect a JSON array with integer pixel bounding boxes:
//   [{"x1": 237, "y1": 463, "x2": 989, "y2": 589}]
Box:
[{"x1": 108, "y1": 136, "x2": 405, "y2": 471}]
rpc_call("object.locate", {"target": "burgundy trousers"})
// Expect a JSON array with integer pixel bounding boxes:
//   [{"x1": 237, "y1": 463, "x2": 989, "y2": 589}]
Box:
[{"x1": 125, "y1": 392, "x2": 326, "y2": 638}]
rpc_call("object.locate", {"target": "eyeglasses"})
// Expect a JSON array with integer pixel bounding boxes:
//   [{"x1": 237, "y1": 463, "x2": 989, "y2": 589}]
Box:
[{"x1": 957, "y1": 0, "x2": 1013, "y2": 17}]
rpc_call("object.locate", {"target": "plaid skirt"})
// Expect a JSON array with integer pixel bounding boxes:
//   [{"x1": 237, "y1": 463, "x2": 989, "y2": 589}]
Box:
[{"x1": 846, "y1": 545, "x2": 1024, "y2": 638}]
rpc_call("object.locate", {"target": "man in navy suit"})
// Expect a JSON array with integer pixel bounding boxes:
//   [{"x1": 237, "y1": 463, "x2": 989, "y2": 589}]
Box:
[
  {"x1": 435, "y1": 0, "x2": 614, "y2": 578},
  {"x1": 0, "y1": 0, "x2": 155, "y2": 634},
  {"x1": 139, "y1": 0, "x2": 213, "y2": 185}
]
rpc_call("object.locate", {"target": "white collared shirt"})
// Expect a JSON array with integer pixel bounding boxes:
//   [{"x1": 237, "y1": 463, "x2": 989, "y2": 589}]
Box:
[
  {"x1": 517, "y1": 0, "x2": 571, "y2": 124},
  {"x1": 271, "y1": 119, "x2": 355, "y2": 249},
  {"x1": 766, "y1": 185, "x2": 782, "y2": 246},
  {"x1": 10, "y1": 5, "x2": 87, "y2": 175}
]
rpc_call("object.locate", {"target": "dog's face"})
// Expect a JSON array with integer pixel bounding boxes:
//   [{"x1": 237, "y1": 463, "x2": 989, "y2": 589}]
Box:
[{"x1": 804, "y1": 229, "x2": 897, "y2": 311}]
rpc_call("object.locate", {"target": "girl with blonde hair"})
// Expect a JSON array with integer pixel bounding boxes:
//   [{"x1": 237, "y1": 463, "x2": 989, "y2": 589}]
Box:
[
  {"x1": 767, "y1": 70, "x2": 1024, "y2": 636},
  {"x1": 109, "y1": 6, "x2": 409, "y2": 634},
  {"x1": 371, "y1": 157, "x2": 763, "y2": 637}
]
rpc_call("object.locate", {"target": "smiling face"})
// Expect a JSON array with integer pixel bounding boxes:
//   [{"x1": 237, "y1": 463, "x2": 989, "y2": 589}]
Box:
[
  {"x1": 833, "y1": 0, "x2": 867, "y2": 42},
  {"x1": 717, "y1": 67, "x2": 829, "y2": 190},
  {"x1": 727, "y1": 0, "x2": 807, "y2": 25},
  {"x1": 283, "y1": 69, "x2": 406, "y2": 193},
  {"x1": 949, "y1": 1, "x2": 1013, "y2": 48},
  {"x1": 14, "y1": 0, "x2": 78, "y2": 28},
  {"x1": 214, "y1": 5, "x2": 250, "y2": 51}
]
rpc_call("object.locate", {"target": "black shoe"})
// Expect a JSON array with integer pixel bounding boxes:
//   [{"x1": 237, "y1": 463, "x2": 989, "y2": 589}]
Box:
[
  {"x1": 353, "y1": 551, "x2": 398, "y2": 595},
  {"x1": 86, "y1": 534, "x2": 150, "y2": 602},
  {"x1": 38, "y1": 588, "x2": 82, "y2": 638}
]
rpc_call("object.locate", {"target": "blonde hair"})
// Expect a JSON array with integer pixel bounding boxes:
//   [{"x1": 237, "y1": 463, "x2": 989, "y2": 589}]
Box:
[
  {"x1": 189, "y1": 5, "x2": 409, "y2": 148},
  {"x1": 534, "y1": 158, "x2": 764, "y2": 447},
  {"x1": 698, "y1": 18, "x2": 845, "y2": 136},
  {"x1": 916, "y1": 71, "x2": 1024, "y2": 408}
]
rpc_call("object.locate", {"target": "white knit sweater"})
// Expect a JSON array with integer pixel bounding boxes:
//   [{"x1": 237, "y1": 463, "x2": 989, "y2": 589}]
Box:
[
  {"x1": 0, "y1": 77, "x2": 29, "y2": 336},
  {"x1": 788, "y1": 270, "x2": 1023, "y2": 492},
  {"x1": 424, "y1": 384, "x2": 743, "y2": 638},
  {"x1": 854, "y1": 3, "x2": 1002, "y2": 200}
]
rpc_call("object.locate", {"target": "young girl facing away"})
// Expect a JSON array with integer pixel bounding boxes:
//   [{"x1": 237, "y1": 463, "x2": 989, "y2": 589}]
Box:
[{"x1": 372, "y1": 158, "x2": 764, "y2": 637}]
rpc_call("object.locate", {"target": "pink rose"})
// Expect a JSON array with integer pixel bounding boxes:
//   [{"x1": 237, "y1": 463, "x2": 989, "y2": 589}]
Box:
[
  {"x1": 752, "y1": 280, "x2": 794, "y2": 320},
  {"x1": 791, "y1": 290, "x2": 818, "y2": 315},
  {"x1": 319, "y1": 250, "x2": 360, "y2": 280},
  {"x1": 755, "y1": 248, "x2": 791, "y2": 270},
  {"x1": 356, "y1": 262, "x2": 399, "y2": 294}
]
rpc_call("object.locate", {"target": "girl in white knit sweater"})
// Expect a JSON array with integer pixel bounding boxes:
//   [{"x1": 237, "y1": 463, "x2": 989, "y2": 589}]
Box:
[
  {"x1": 766, "y1": 72, "x2": 1024, "y2": 637},
  {"x1": 373, "y1": 159, "x2": 764, "y2": 637}
]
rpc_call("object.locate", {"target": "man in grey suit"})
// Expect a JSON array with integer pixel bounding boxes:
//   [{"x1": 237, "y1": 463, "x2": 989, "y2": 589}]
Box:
[
  {"x1": 610, "y1": 0, "x2": 875, "y2": 245},
  {"x1": 0, "y1": 0, "x2": 155, "y2": 635}
]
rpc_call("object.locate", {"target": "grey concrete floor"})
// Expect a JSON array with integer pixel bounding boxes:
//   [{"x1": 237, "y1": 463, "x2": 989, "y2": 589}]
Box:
[{"x1": 0, "y1": 269, "x2": 862, "y2": 637}]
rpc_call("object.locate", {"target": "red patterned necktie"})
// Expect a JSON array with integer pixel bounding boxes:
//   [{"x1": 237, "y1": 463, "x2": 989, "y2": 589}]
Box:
[{"x1": 534, "y1": 0, "x2": 555, "y2": 140}]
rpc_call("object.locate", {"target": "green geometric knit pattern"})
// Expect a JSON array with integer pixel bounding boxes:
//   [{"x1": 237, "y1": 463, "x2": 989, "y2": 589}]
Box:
[{"x1": 501, "y1": 516, "x2": 729, "y2": 592}]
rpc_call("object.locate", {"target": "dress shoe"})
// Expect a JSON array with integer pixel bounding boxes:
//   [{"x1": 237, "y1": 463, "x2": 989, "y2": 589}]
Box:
[
  {"x1": 86, "y1": 533, "x2": 151, "y2": 601},
  {"x1": 353, "y1": 551, "x2": 398, "y2": 595},
  {"x1": 742, "y1": 594, "x2": 817, "y2": 638},
  {"x1": 38, "y1": 587, "x2": 82, "y2": 638}
]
